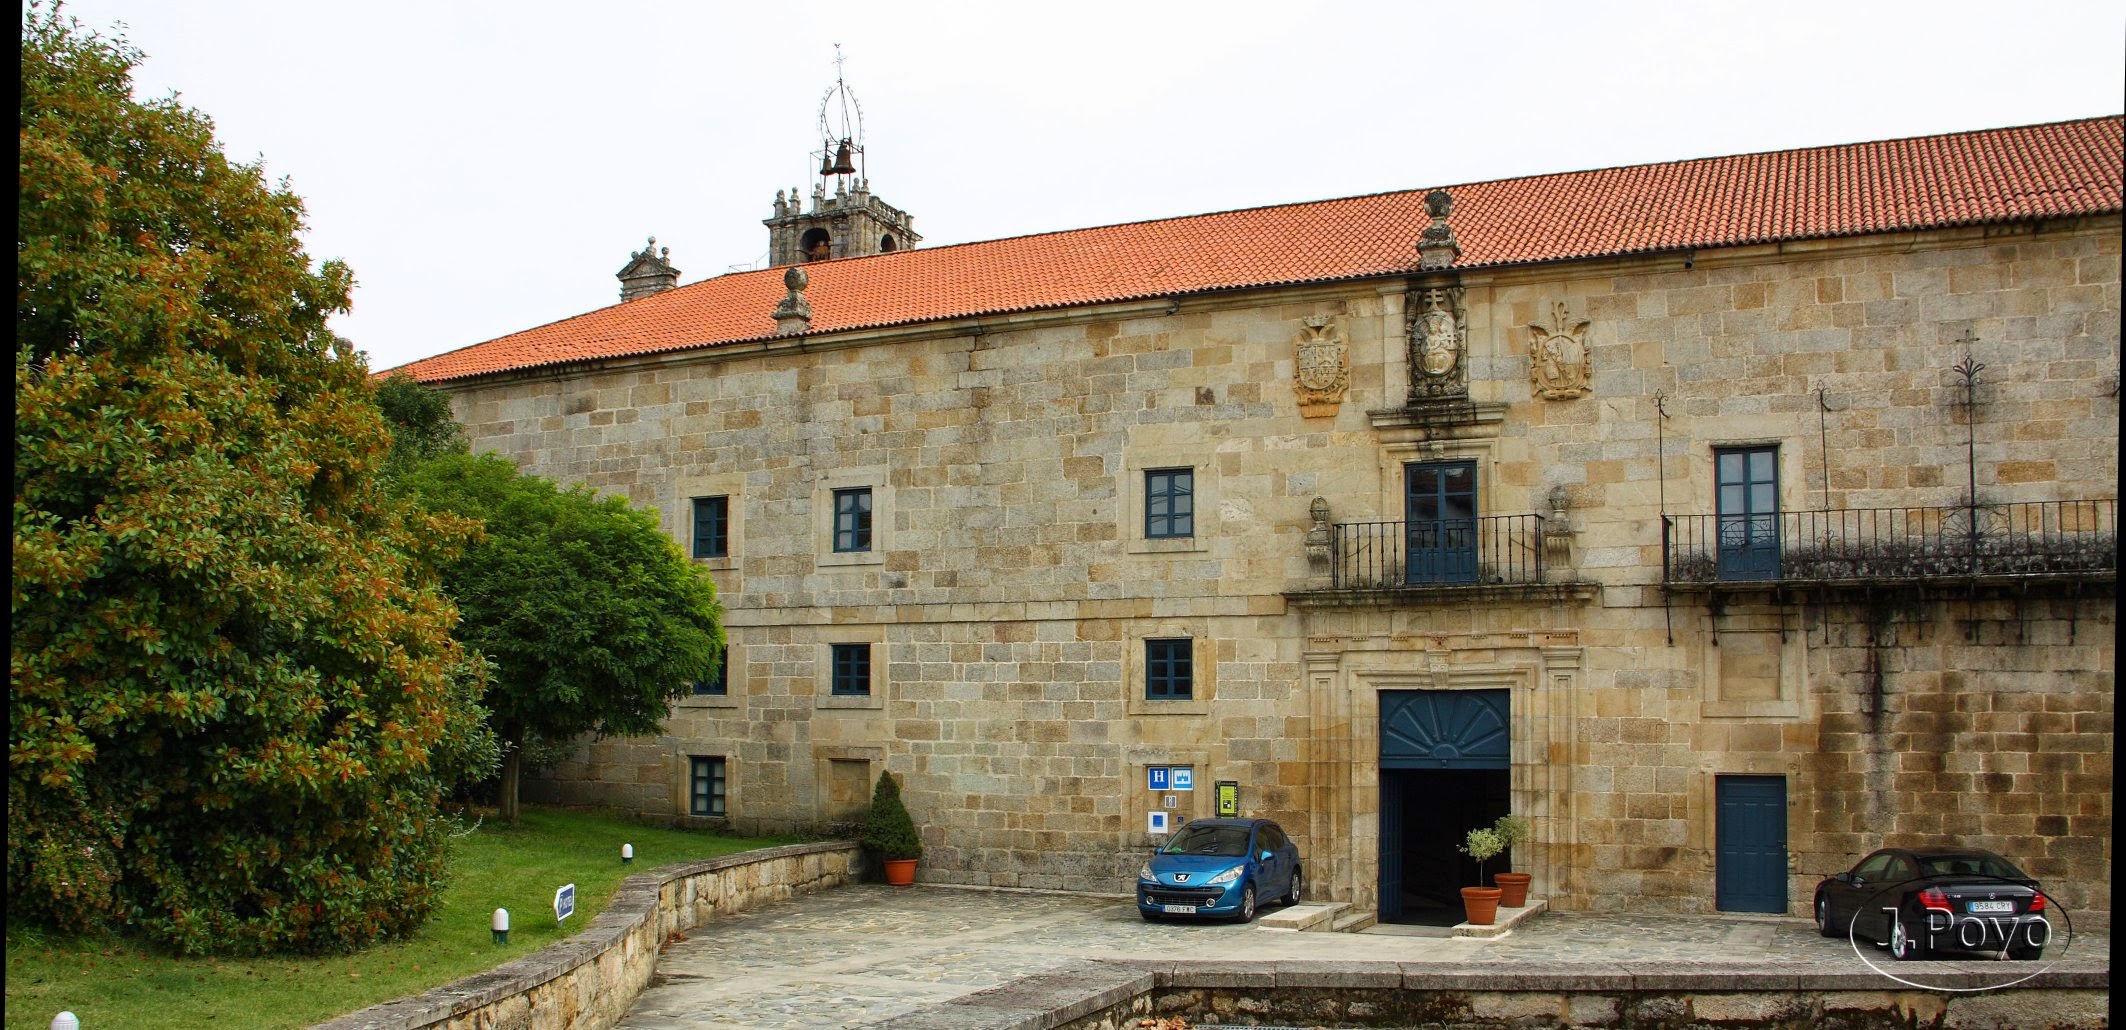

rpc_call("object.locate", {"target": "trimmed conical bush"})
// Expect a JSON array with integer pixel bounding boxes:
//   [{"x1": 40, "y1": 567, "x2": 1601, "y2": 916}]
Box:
[{"x1": 860, "y1": 770, "x2": 922, "y2": 861}]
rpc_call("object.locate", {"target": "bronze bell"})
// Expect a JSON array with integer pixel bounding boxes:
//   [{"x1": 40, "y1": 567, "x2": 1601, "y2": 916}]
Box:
[
  {"x1": 818, "y1": 149, "x2": 837, "y2": 177},
  {"x1": 828, "y1": 139, "x2": 857, "y2": 175}
]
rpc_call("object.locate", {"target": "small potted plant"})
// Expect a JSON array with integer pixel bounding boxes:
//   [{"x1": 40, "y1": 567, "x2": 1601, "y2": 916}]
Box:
[
  {"x1": 1490, "y1": 815, "x2": 1533, "y2": 908},
  {"x1": 860, "y1": 770, "x2": 923, "y2": 885},
  {"x1": 1458, "y1": 826, "x2": 1506, "y2": 925}
]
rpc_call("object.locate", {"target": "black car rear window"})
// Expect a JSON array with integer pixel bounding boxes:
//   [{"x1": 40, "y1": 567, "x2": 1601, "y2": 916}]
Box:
[
  {"x1": 1161, "y1": 824, "x2": 1250, "y2": 857},
  {"x1": 1919, "y1": 855, "x2": 2026, "y2": 879}
]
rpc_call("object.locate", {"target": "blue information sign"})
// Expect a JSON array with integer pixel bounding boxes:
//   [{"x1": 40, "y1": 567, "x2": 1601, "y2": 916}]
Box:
[
  {"x1": 554, "y1": 883, "x2": 576, "y2": 923},
  {"x1": 1171, "y1": 768, "x2": 1194, "y2": 791},
  {"x1": 1147, "y1": 766, "x2": 1170, "y2": 791}
]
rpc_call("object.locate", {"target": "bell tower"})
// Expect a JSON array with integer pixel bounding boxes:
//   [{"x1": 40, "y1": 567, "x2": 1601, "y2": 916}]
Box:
[{"x1": 765, "y1": 47, "x2": 920, "y2": 267}]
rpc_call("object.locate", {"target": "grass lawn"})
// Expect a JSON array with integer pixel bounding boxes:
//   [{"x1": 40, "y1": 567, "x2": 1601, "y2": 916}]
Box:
[{"x1": 4, "y1": 806, "x2": 806, "y2": 1030}]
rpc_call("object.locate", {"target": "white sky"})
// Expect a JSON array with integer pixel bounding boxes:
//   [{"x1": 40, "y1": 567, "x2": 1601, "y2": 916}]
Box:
[{"x1": 51, "y1": 0, "x2": 2126, "y2": 373}]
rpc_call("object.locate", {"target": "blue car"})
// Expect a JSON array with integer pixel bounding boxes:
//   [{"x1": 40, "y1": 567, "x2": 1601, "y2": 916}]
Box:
[{"x1": 1137, "y1": 818, "x2": 1302, "y2": 923}]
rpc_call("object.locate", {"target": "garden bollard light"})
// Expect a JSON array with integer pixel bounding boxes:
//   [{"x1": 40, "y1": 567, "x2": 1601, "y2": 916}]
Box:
[
  {"x1": 622, "y1": 843, "x2": 633, "y2": 864},
  {"x1": 492, "y1": 907, "x2": 509, "y2": 945},
  {"x1": 52, "y1": 1013, "x2": 80, "y2": 1030}
]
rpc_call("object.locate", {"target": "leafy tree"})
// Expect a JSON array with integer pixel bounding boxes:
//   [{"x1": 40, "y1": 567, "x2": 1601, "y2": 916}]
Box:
[
  {"x1": 395, "y1": 452, "x2": 723, "y2": 822},
  {"x1": 373, "y1": 371, "x2": 466, "y2": 481},
  {"x1": 13, "y1": 8, "x2": 494, "y2": 954}
]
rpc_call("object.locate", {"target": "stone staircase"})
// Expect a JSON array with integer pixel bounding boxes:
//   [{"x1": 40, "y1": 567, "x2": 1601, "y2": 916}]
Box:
[
  {"x1": 1257, "y1": 901, "x2": 1378, "y2": 932},
  {"x1": 1259, "y1": 898, "x2": 1545, "y2": 935}
]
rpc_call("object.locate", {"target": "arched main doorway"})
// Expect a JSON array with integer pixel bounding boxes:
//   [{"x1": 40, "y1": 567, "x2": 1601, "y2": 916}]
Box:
[{"x1": 1378, "y1": 688, "x2": 1511, "y2": 925}]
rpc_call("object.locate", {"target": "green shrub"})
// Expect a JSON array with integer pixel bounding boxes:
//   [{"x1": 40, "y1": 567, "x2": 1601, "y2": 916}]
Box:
[
  {"x1": 1492, "y1": 814, "x2": 1531, "y2": 850},
  {"x1": 1459, "y1": 827, "x2": 1505, "y2": 887},
  {"x1": 859, "y1": 771, "x2": 921, "y2": 862}
]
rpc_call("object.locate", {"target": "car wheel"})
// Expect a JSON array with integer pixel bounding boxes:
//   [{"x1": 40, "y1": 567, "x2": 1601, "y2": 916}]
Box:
[
  {"x1": 1235, "y1": 884, "x2": 1256, "y2": 923},
  {"x1": 1139, "y1": 909, "x2": 1161, "y2": 923},
  {"x1": 1283, "y1": 867, "x2": 1302, "y2": 907},
  {"x1": 1815, "y1": 894, "x2": 1841, "y2": 939},
  {"x1": 1889, "y1": 905, "x2": 1929, "y2": 961}
]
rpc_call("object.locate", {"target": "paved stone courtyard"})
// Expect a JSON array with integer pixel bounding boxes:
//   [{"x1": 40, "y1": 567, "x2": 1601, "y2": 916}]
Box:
[{"x1": 618, "y1": 885, "x2": 2107, "y2": 1029}]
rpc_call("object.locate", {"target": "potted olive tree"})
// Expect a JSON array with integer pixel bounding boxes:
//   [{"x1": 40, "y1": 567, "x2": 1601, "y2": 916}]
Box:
[
  {"x1": 1458, "y1": 826, "x2": 1506, "y2": 925},
  {"x1": 1490, "y1": 815, "x2": 1532, "y2": 908},
  {"x1": 861, "y1": 770, "x2": 922, "y2": 886}
]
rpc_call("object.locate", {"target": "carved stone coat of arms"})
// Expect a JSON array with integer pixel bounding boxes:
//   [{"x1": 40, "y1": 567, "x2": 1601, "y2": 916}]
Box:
[
  {"x1": 1528, "y1": 301, "x2": 1592, "y2": 399},
  {"x1": 1293, "y1": 316, "x2": 1350, "y2": 417},
  {"x1": 1406, "y1": 286, "x2": 1468, "y2": 403}
]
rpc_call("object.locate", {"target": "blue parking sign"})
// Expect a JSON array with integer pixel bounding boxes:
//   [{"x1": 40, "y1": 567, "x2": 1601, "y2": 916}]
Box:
[
  {"x1": 1171, "y1": 767, "x2": 1194, "y2": 791},
  {"x1": 1147, "y1": 766, "x2": 1170, "y2": 791}
]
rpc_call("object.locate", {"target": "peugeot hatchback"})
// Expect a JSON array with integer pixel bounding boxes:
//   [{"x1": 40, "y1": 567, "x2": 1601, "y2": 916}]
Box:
[{"x1": 1137, "y1": 818, "x2": 1301, "y2": 923}]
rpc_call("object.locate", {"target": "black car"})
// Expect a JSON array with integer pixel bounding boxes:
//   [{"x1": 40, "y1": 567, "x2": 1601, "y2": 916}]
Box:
[{"x1": 1814, "y1": 847, "x2": 2051, "y2": 960}]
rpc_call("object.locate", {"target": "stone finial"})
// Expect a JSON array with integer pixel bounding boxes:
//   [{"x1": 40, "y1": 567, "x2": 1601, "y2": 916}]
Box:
[
  {"x1": 1417, "y1": 189, "x2": 1460, "y2": 270},
  {"x1": 1304, "y1": 497, "x2": 1334, "y2": 582},
  {"x1": 772, "y1": 265, "x2": 813, "y2": 334},
  {"x1": 1541, "y1": 486, "x2": 1576, "y2": 582},
  {"x1": 617, "y1": 236, "x2": 681, "y2": 302}
]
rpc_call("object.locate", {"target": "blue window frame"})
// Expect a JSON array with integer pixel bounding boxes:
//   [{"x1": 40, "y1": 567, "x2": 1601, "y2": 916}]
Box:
[
  {"x1": 833, "y1": 488, "x2": 873, "y2": 553},
  {"x1": 1145, "y1": 638, "x2": 1193, "y2": 700},
  {"x1": 690, "y1": 756, "x2": 726, "y2": 816},
  {"x1": 830, "y1": 642, "x2": 871, "y2": 696},
  {"x1": 691, "y1": 652, "x2": 728, "y2": 696},
  {"x1": 1716, "y1": 447, "x2": 1780, "y2": 581},
  {"x1": 692, "y1": 496, "x2": 729, "y2": 559},
  {"x1": 1144, "y1": 468, "x2": 1194, "y2": 539}
]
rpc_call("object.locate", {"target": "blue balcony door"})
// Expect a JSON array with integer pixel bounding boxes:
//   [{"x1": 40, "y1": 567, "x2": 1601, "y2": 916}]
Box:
[
  {"x1": 1405, "y1": 461, "x2": 1478, "y2": 584},
  {"x1": 1715, "y1": 447, "x2": 1780, "y2": 581}
]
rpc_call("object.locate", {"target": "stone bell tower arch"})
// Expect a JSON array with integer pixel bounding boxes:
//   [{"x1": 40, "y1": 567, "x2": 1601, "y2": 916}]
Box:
[{"x1": 765, "y1": 46, "x2": 921, "y2": 267}]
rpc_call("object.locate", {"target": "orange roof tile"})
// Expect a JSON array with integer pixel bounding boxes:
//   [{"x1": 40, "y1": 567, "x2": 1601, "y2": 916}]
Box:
[{"x1": 392, "y1": 116, "x2": 2123, "y2": 384}]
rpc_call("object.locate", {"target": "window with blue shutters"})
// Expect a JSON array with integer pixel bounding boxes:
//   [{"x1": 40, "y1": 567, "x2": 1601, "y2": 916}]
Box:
[
  {"x1": 691, "y1": 496, "x2": 729, "y2": 559},
  {"x1": 833, "y1": 488, "x2": 873, "y2": 552},
  {"x1": 1145, "y1": 468, "x2": 1194, "y2": 539},
  {"x1": 830, "y1": 642, "x2": 871, "y2": 696},
  {"x1": 691, "y1": 653, "x2": 728, "y2": 696},
  {"x1": 1145, "y1": 638, "x2": 1193, "y2": 700},
  {"x1": 690, "y1": 756, "x2": 726, "y2": 816}
]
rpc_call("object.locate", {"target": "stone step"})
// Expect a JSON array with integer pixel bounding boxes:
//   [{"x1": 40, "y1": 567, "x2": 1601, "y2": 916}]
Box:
[
  {"x1": 1256, "y1": 901, "x2": 1345, "y2": 931},
  {"x1": 1450, "y1": 897, "x2": 1547, "y2": 938},
  {"x1": 1330, "y1": 909, "x2": 1377, "y2": 933}
]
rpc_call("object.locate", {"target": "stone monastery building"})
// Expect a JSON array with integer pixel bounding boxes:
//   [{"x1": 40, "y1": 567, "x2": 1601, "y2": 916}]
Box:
[{"x1": 392, "y1": 112, "x2": 2120, "y2": 924}]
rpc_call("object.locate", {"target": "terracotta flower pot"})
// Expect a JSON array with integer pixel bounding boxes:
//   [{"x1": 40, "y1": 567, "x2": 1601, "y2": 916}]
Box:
[
  {"x1": 1494, "y1": 872, "x2": 1532, "y2": 908},
  {"x1": 1460, "y1": 886, "x2": 1503, "y2": 925},
  {"x1": 883, "y1": 858, "x2": 917, "y2": 886}
]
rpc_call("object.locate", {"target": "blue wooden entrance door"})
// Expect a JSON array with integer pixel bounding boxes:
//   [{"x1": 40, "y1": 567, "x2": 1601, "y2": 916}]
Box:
[
  {"x1": 1378, "y1": 690, "x2": 1510, "y2": 922},
  {"x1": 1405, "y1": 461, "x2": 1478, "y2": 584},
  {"x1": 1715, "y1": 447, "x2": 1780, "y2": 581},
  {"x1": 1715, "y1": 775, "x2": 1787, "y2": 913}
]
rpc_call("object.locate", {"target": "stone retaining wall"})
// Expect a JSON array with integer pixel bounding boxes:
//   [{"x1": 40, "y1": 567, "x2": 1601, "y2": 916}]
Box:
[
  {"x1": 866, "y1": 959, "x2": 2110, "y2": 1030},
  {"x1": 314, "y1": 841, "x2": 857, "y2": 1030}
]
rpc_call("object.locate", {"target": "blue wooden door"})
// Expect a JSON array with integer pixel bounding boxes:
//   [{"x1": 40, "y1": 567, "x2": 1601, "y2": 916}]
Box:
[
  {"x1": 1715, "y1": 447, "x2": 1780, "y2": 581},
  {"x1": 1405, "y1": 461, "x2": 1478, "y2": 584},
  {"x1": 1715, "y1": 775, "x2": 1787, "y2": 913}
]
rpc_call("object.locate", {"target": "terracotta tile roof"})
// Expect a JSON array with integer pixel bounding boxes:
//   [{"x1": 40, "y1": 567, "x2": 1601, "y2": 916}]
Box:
[{"x1": 392, "y1": 116, "x2": 2122, "y2": 384}]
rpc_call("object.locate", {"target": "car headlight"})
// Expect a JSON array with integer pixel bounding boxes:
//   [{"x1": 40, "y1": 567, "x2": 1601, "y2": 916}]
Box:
[
  {"x1": 1138, "y1": 862, "x2": 1155, "y2": 882},
  {"x1": 1205, "y1": 867, "x2": 1242, "y2": 886}
]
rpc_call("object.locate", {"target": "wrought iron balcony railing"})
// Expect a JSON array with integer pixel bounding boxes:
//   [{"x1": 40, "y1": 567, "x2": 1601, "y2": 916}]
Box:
[
  {"x1": 1328, "y1": 513, "x2": 1545, "y2": 591},
  {"x1": 1662, "y1": 499, "x2": 2117, "y2": 585}
]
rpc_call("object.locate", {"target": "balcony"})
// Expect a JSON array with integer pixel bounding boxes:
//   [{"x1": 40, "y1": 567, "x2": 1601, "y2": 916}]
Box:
[
  {"x1": 1661, "y1": 499, "x2": 2117, "y2": 593},
  {"x1": 1288, "y1": 513, "x2": 1593, "y2": 606}
]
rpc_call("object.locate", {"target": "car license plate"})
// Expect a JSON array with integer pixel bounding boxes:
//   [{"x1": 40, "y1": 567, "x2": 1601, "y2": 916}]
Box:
[
  {"x1": 1968, "y1": 900, "x2": 2015, "y2": 914},
  {"x1": 1161, "y1": 904, "x2": 1197, "y2": 914}
]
